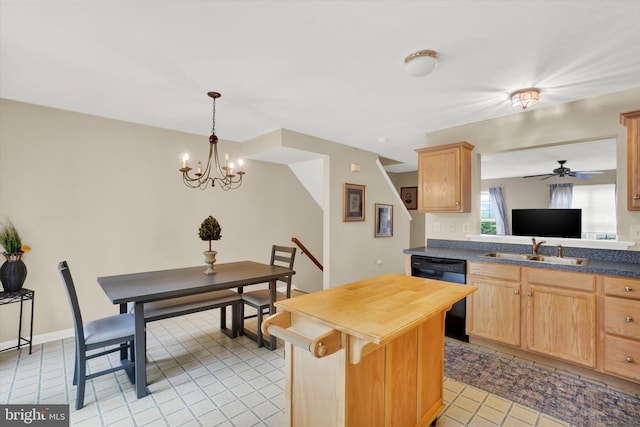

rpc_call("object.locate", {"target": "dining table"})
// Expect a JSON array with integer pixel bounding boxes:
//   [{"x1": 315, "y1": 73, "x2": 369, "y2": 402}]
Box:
[{"x1": 97, "y1": 260, "x2": 294, "y2": 398}]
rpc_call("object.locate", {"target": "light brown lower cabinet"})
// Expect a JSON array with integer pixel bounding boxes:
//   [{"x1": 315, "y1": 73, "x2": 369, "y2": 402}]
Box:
[
  {"x1": 601, "y1": 275, "x2": 640, "y2": 382},
  {"x1": 468, "y1": 263, "x2": 640, "y2": 384},
  {"x1": 523, "y1": 268, "x2": 596, "y2": 368},
  {"x1": 467, "y1": 262, "x2": 521, "y2": 346}
]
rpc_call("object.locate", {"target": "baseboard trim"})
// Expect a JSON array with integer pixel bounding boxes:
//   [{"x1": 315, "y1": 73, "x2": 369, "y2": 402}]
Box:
[{"x1": 0, "y1": 328, "x2": 74, "y2": 353}]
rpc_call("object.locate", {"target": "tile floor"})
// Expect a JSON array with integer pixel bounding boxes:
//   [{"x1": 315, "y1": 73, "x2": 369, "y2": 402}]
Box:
[{"x1": 1, "y1": 309, "x2": 580, "y2": 426}]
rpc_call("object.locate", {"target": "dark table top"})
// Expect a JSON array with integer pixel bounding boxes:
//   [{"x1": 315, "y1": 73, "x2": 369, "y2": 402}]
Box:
[{"x1": 97, "y1": 260, "x2": 294, "y2": 304}]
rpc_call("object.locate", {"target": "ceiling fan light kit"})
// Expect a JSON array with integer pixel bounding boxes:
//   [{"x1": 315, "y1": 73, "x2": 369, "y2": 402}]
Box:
[
  {"x1": 404, "y1": 50, "x2": 439, "y2": 77},
  {"x1": 511, "y1": 88, "x2": 540, "y2": 110}
]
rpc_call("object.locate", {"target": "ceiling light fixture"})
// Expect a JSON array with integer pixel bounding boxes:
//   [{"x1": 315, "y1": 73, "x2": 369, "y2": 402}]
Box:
[
  {"x1": 179, "y1": 91, "x2": 245, "y2": 190},
  {"x1": 510, "y1": 88, "x2": 540, "y2": 110},
  {"x1": 404, "y1": 50, "x2": 439, "y2": 77}
]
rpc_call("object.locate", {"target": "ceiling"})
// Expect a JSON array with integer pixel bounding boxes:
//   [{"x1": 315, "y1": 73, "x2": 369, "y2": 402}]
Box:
[{"x1": 1, "y1": 1, "x2": 639, "y2": 173}]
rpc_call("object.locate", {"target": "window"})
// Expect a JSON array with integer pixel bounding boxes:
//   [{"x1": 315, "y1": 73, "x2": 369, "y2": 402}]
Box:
[
  {"x1": 480, "y1": 191, "x2": 496, "y2": 234},
  {"x1": 572, "y1": 184, "x2": 617, "y2": 239}
]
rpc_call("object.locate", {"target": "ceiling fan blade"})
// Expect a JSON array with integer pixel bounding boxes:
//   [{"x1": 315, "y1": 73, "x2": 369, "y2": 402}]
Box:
[
  {"x1": 572, "y1": 172, "x2": 593, "y2": 179},
  {"x1": 523, "y1": 173, "x2": 555, "y2": 178}
]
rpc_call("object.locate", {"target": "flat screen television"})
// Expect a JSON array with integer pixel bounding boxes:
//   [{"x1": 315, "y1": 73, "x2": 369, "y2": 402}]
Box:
[{"x1": 512, "y1": 209, "x2": 582, "y2": 238}]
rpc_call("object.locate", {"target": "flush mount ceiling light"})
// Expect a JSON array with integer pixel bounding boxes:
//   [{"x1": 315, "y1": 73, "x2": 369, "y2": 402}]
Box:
[
  {"x1": 510, "y1": 88, "x2": 540, "y2": 110},
  {"x1": 404, "y1": 50, "x2": 439, "y2": 77}
]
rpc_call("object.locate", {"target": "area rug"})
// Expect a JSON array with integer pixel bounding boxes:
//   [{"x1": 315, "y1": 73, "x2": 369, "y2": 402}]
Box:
[{"x1": 444, "y1": 339, "x2": 640, "y2": 427}]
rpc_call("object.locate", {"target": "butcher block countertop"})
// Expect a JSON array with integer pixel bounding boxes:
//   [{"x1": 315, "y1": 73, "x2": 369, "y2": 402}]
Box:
[{"x1": 275, "y1": 273, "x2": 476, "y2": 346}]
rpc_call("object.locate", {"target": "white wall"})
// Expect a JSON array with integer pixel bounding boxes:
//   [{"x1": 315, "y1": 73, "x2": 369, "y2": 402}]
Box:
[
  {"x1": 0, "y1": 99, "x2": 323, "y2": 340},
  {"x1": 421, "y1": 87, "x2": 640, "y2": 249}
]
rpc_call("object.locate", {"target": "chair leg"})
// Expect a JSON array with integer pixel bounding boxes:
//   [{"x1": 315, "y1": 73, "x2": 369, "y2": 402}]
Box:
[
  {"x1": 72, "y1": 347, "x2": 78, "y2": 386},
  {"x1": 76, "y1": 349, "x2": 87, "y2": 410},
  {"x1": 256, "y1": 307, "x2": 264, "y2": 348}
]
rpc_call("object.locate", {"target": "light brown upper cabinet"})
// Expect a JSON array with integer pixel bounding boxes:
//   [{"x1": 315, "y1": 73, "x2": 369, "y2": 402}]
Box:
[
  {"x1": 416, "y1": 142, "x2": 474, "y2": 212},
  {"x1": 621, "y1": 110, "x2": 640, "y2": 210}
]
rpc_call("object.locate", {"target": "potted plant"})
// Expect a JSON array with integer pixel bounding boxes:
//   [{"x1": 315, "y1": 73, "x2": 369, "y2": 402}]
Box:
[
  {"x1": 199, "y1": 215, "x2": 222, "y2": 275},
  {"x1": 0, "y1": 220, "x2": 31, "y2": 292}
]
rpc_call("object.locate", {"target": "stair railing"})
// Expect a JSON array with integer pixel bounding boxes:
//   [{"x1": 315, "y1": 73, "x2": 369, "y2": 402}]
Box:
[{"x1": 291, "y1": 237, "x2": 323, "y2": 271}]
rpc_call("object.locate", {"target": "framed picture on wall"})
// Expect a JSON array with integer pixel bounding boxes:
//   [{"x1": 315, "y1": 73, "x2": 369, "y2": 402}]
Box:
[
  {"x1": 343, "y1": 183, "x2": 366, "y2": 221},
  {"x1": 375, "y1": 203, "x2": 393, "y2": 237},
  {"x1": 400, "y1": 186, "x2": 418, "y2": 210}
]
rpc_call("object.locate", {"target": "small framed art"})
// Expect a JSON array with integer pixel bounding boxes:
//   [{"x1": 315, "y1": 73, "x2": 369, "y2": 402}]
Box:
[
  {"x1": 400, "y1": 186, "x2": 418, "y2": 210},
  {"x1": 374, "y1": 203, "x2": 393, "y2": 237},
  {"x1": 343, "y1": 183, "x2": 366, "y2": 221}
]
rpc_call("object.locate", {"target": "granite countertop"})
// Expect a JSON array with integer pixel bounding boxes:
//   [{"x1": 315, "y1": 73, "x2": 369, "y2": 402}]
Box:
[{"x1": 404, "y1": 240, "x2": 640, "y2": 279}]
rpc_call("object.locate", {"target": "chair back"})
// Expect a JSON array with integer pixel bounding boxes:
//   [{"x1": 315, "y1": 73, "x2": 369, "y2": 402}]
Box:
[
  {"x1": 270, "y1": 245, "x2": 296, "y2": 297},
  {"x1": 58, "y1": 261, "x2": 86, "y2": 345}
]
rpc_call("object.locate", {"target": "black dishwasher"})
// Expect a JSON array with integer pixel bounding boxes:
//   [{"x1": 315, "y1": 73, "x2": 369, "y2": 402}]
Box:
[{"x1": 411, "y1": 255, "x2": 468, "y2": 342}]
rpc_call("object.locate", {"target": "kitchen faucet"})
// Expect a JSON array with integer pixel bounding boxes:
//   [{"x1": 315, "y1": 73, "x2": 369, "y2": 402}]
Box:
[{"x1": 532, "y1": 238, "x2": 546, "y2": 255}]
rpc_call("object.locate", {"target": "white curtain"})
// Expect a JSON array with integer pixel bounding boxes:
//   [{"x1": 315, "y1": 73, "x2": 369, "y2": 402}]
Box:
[
  {"x1": 549, "y1": 183, "x2": 573, "y2": 208},
  {"x1": 489, "y1": 187, "x2": 509, "y2": 235}
]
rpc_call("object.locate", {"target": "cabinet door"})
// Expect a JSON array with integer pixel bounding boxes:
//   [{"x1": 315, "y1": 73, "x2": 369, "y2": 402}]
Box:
[
  {"x1": 525, "y1": 284, "x2": 596, "y2": 367},
  {"x1": 467, "y1": 276, "x2": 520, "y2": 346},
  {"x1": 621, "y1": 110, "x2": 640, "y2": 210},
  {"x1": 417, "y1": 142, "x2": 472, "y2": 212}
]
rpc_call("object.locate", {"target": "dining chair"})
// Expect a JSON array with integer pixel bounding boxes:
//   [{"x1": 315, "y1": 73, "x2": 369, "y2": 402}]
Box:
[
  {"x1": 58, "y1": 261, "x2": 136, "y2": 410},
  {"x1": 240, "y1": 245, "x2": 296, "y2": 348}
]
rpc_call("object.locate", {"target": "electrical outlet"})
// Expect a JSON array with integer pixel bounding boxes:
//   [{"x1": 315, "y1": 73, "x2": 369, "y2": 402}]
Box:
[
  {"x1": 433, "y1": 222, "x2": 441, "y2": 232},
  {"x1": 631, "y1": 225, "x2": 640, "y2": 239},
  {"x1": 462, "y1": 223, "x2": 470, "y2": 233},
  {"x1": 376, "y1": 259, "x2": 382, "y2": 267}
]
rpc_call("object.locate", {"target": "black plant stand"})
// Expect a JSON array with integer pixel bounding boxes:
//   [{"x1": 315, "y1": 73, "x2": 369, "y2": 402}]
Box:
[{"x1": 0, "y1": 288, "x2": 35, "y2": 354}]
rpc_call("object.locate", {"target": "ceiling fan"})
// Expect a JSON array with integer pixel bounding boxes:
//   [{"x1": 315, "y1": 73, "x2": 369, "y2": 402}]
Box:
[{"x1": 524, "y1": 160, "x2": 603, "y2": 180}]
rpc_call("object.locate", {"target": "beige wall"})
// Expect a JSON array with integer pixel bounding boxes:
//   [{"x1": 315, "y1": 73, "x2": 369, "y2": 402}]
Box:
[
  {"x1": 0, "y1": 99, "x2": 324, "y2": 341},
  {"x1": 276, "y1": 130, "x2": 411, "y2": 288},
  {"x1": 390, "y1": 171, "x2": 425, "y2": 248},
  {"x1": 0, "y1": 99, "x2": 412, "y2": 344},
  {"x1": 482, "y1": 170, "x2": 617, "y2": 231},
  {"x1": 422, "y1": 87, "x2": 640, "y2": 248}
]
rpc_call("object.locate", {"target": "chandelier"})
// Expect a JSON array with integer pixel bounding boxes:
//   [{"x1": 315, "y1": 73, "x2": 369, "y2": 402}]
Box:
[{"x1": 179, "y1": 91, "x2": 245, "y2": 190}]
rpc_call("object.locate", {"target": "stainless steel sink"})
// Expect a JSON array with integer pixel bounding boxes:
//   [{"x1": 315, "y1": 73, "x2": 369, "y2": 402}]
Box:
[
  {"x1": 482, "y1": 252, "x2": 588, "y2": 266},
  {"x1": 529, "y1": 255, "x2": 589, "y2": 266},
  {"x1": 483, "y1": 252, "x2": 534, "y2": 261}
]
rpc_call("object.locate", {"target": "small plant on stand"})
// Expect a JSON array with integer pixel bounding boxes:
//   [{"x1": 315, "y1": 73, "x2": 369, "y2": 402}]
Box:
[
  {"x1": 0, "y1": 219, "x2": 31, "y2": 292},
  {"x1": 199, "y1": 216, "x2": 222, "y2": 275}
]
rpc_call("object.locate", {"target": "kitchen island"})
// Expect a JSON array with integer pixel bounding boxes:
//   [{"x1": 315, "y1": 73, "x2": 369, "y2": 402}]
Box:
[{"x1": 262, "y1": 273, "x2": 475, "y2": 427}]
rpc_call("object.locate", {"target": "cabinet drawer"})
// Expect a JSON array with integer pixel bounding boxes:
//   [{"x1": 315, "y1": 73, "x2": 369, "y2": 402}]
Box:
[
  {"x1": 604, "y1": 335, "x2": 640, "y2": 382},
  {"x1": 524, "y1": 267, "x2": 594, "y2": 292},
  {"x1": 604, "y1": 297, "x2": 640, "y2": 339},
  {"x1": 603, "y1": 276, "x2": 640, "y2": 300},
  {"x1": 468, "y1": 262, "x2": 520, "y2": 281}
]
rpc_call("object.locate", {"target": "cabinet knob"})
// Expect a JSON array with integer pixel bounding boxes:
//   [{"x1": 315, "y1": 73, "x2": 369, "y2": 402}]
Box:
[
  {"x1": 527, "y1": 292, "x2": 532, "y2": 297},
  {"x1": 514, "y1": 289, "x2": 519, "y2": 295},
  {"x1": 455, "y1": 201, "x2": 460, "y2": 206},
  {"x1": 633, "y1": 195, "x2": 640, "y2": 200},
  {"x1": 625, "y1": 316, "x2": 633, "y2": 323},
  {"x1": 626, "y1": 357, "x2": 634, "y2": 363},
  {"x1": 624, "y1": 286, "x2": 633, "y2": 292}
]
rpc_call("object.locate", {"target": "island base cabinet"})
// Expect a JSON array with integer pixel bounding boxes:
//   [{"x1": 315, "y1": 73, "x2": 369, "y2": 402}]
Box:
[{"x1": 284, "y1": 312, "x2": 446, "y2": 427}]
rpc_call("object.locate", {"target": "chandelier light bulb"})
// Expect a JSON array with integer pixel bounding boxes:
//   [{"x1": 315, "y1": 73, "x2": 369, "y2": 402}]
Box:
[{"x1": 178, "y1": 91, "x2": 246, "y2": 190}]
